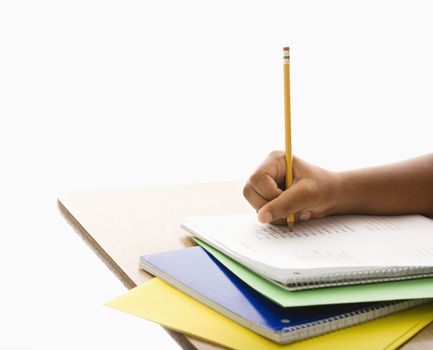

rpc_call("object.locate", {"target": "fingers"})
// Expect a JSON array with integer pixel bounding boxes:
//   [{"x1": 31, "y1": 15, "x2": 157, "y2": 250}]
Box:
[
  {"x1": 242, "y1": 181, "x2": 269, "y2": 211},
  {"x1": 257, "y1": 180, "x2": 316, "y2": 223},
  {"x1": 243, "y1": 151, "x2": 285, "y2": 208},
  {"x1": 249, "y1": 171, "x2": 283, "y2": 201},
  {"x1": 262, "y1": 151, "x2": 286, "y2": 185},
  {"x1": 298, "y1": 211, "x2": 312, "y2": 221}
]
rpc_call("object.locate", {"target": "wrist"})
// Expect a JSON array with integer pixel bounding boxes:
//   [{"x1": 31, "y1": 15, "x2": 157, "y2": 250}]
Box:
[{"x1": 329, "y1": 171, "x2": 351, "y2": 215}]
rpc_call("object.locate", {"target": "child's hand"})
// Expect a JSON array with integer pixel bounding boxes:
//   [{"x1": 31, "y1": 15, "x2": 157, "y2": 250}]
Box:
[{"x1": 243, "y1": 151, "x2": 342, "y2": 224}]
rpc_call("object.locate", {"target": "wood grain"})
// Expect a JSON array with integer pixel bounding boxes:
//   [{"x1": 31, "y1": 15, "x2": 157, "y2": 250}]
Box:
[{"x1": 58, "y1": 181, "x2": 433, "y2": 349}]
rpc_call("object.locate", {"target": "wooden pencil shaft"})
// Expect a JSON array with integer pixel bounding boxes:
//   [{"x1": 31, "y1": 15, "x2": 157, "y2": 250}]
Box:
[{"x1": 283, "y1": 48, "x2": 294, "y2": 228}]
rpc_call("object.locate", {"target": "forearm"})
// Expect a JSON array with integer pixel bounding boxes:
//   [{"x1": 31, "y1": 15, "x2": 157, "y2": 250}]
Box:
[{"x1": 332, "y1": 153, "x2": 433, "y2": 217}]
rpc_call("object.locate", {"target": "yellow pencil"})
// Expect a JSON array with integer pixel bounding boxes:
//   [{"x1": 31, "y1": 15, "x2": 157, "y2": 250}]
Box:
[{"x1": 283, "y1": 47, "x2": 295, "y2": 230}]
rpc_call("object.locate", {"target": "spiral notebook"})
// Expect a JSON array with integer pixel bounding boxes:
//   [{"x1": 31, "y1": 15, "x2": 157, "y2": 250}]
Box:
[
  {"x1": 181, "y1": 213, "x2": 433, "y2": 291},
  {"x1": 139, "y1": 246, "x2": 429, "y2": 343}
]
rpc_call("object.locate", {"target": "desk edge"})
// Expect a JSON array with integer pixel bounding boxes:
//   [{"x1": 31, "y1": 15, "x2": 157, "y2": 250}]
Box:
[{"x1": 57, "y1": 199, "x2": 198, "y2": 350}]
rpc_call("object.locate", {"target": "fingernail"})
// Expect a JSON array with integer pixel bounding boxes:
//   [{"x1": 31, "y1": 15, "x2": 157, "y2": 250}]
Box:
[
  {"x1": 258, "y1": 211, "x2": 273, "y2": 224},
  {"x1": 299, "y1": 212, "x2": 310, "y2": 221}
]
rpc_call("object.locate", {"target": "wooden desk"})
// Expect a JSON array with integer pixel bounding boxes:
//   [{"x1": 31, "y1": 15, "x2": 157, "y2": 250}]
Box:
[{"x1": 58, "y1": 181, "x2": 433, "y2": 350}]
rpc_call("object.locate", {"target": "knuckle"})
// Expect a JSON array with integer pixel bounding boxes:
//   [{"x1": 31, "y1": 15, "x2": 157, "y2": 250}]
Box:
[
  {"x1": 269, "y1": 150, "x2": 284, "y2": 159},
  {"x1": 242, "y1": 183, "x2": 251, "y2": 199},
  {"x1": 249, "y1": 173, "x2": 263, "y2": 188}
]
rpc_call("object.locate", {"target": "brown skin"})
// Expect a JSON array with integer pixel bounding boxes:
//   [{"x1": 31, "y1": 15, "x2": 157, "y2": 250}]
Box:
[{"x1": 243, "y1": 151, "x2": 433, "y2": 225}]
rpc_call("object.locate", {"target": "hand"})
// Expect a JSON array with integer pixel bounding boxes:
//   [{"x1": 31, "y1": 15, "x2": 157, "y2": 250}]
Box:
[{"x1": 243, "y1": 151, "x2": 342, "y2": 224}]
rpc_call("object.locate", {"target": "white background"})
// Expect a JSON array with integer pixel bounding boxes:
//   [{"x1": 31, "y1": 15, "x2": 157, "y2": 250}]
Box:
[{"x1": 1, "y1": 0, "x2": 432, "y2": 349}]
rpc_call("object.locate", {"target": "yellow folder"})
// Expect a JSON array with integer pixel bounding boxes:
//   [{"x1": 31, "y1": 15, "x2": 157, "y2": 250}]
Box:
[{"x1": 106, "y1": 278, "x2": 433, "y2": 350}]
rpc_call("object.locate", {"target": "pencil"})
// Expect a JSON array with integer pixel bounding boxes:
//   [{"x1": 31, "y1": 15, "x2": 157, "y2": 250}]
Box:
[{"x1": 283, "y1": 47, "x2": 295, "y2": 230}]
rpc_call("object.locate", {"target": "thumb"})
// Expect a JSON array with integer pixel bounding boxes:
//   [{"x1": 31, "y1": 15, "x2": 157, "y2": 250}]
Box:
[{"x1": 257, "y1": 181, "x2": 314, "y2": 224}]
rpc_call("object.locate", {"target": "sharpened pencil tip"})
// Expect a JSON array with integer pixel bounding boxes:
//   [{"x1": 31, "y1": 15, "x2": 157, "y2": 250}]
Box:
[{"x1": 287, "y1": 221, "x2": 294, "y2": 232}]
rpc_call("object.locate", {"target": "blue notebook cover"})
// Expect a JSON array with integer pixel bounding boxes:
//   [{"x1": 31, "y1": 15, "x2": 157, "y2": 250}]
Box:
[{"x1": 139, "y1": 246, "x2": 424, "y2": 343}]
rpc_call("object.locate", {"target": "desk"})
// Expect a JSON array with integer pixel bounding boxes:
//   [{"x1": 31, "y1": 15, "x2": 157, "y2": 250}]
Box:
[{"x1": 58, "y1": 181, "x2": 433, "y2": 350}]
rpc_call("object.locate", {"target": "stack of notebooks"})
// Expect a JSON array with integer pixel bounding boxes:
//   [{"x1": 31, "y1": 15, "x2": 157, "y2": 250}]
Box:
[{"x1": 108, "y1": 213, "x2": 433, "y2": 349}]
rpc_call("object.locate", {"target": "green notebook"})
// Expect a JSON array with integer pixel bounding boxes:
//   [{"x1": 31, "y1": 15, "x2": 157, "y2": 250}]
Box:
[{"x1": 194, "y1": 238, "x2": 433, "y2": 307}]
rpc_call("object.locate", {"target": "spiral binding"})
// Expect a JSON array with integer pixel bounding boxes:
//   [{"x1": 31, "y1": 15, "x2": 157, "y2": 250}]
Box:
[
  {"x1": 285, "y1": 266, "x2": 433, "y2": 290},
  {"x1": 281, "y1": 299, "x2": 430, "y2": 343}
]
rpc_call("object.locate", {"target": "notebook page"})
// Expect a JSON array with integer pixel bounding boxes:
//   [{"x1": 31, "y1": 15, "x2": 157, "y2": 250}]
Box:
[{"x1": 183, "y1": 214, "x2": 433, "y2": 270}]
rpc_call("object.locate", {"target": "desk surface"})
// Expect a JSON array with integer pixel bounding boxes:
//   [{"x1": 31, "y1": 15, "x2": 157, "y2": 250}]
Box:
[{"x1": 58, "y1": 181, "x2": 433, "y2": 350}]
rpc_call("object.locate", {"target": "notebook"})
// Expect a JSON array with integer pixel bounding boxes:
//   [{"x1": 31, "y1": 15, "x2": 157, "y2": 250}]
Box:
[
  {"x1": 139, "y1": 246, "x2": 429, "y2": 343},
  {"x1": 106, "y1": 277, "x2": 433, "y2": 350},
  {"x1": 181, "y1": 213, "x2": 433, "y2": 290},
  {"x1": 194, "y1": 238, "x2": 433, "y2": 307}
]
